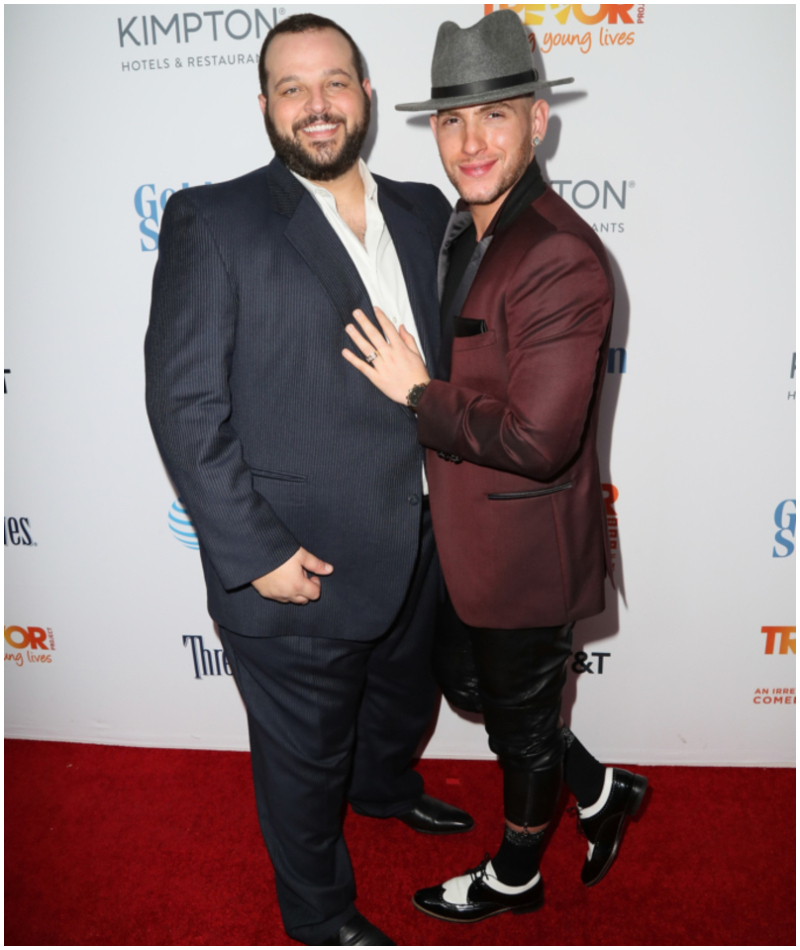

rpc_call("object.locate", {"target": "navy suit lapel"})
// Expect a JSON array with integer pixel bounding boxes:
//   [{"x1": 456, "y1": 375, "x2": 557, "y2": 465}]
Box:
[
  {"x1": 377, "y1": 186, "x2": 441, "y2": 376},
  {"x1": 284, "y1": 197, "x2": 376, "y2": 328},
  {"x1": 266, "y1": 159, "x2": 375, "y2": 330},
  {"x1": 266, "y1": 159, "x2": 440, "y2": 373}
]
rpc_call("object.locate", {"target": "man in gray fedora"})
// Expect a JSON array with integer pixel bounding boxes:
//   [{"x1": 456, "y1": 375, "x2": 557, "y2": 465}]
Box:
[{"x1": 343, "y1": 9, "x2": 648, "y2": 922}]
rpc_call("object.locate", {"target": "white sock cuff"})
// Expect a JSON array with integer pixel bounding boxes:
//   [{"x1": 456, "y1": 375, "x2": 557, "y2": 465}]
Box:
[{"x1": 484, "y1": 860, "x2": 541, "y2": 895}]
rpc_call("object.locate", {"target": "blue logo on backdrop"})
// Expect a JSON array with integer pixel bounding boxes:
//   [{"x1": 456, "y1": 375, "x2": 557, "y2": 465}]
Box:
[
  {"x1": 607, "y1": 347, "x2": 627, "y2": 374},
  {"x1": 773, "y1": 499, "x2": 796, "y2": 558},
  {"x1": 135, "y1": 182, "x2": 212, "y2": 251},
  {"x1": 169, "y1": 499, "x2": 199, "y2": 550}
]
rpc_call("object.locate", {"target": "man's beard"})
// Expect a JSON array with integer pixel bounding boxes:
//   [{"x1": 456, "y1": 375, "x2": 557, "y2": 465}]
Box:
[
  {"x1": 445, "y1": 144, "x2": 532, "y2": 206},
  {"x1": 265, "y1": 97, "x2": 371, "y2": 182}
]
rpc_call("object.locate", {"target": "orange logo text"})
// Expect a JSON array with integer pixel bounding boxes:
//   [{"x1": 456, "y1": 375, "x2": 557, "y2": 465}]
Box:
[
  {"x1": 761, "y1": 626, "x2": 796, "y2": 655},
  {"x1": 601, "y1": 483, "x2": 618, "y2": 568},
  {"x1": 5, "y1": 625, "x2": 49, "y2": 650},
  {"x1": 486, "y1": 5, "x2": 637, "y2": 26},
  {"x1": 753, "y1": 688, "x2": 795, "y2": 705}
]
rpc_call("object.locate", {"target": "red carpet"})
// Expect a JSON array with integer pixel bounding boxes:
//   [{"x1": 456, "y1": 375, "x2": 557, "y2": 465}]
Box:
[{"x1": 4, "y1": 740, "x2": 795, "y2": 946}]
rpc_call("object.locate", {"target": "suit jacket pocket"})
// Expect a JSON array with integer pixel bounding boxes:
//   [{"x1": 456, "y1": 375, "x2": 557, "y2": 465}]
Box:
[
  {"x1": 452, "y1": 328, "x2": 497, "y2": 352},
  {"x1": 488, "y1": 482, "x2": 572, "y2": 500},
  {"x1": 249, "y1": 467, "x2": 307, "y2": 482},
  {"x1": 453, "y1": 316, "x2": 488, "y2": 338},
  {"x1": 250, "y1": 468, "x2": 307, "y2": 509}
]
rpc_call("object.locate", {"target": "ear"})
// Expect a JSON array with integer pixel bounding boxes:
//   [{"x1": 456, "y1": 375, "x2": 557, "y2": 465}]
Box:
[
  {"x1": 429, "y1": 113, "x2": 438, "y2": 139},
  {"x1": 362, "y1": 77, "x2": 373, "y2": 102},
  {"x1": 531, "y1": 97, "x2": 550, "y2": 146},
  {"x1": 258, "y1": 93, "x2": 267, "y2": 117}
]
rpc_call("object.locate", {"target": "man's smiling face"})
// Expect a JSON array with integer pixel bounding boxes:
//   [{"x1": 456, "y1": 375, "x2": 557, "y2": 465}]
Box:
[
  {"x1": 430, "y1": 96, "x2": 547, "y2": 212},
  {"x1": 260, "y1": 27, "x2": 372, "y2": 182}
]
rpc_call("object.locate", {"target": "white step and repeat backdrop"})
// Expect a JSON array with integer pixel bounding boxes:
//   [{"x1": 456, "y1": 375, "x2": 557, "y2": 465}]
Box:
[{"x1": 5, "y1": 4, "x2": 795, "y2": 765}]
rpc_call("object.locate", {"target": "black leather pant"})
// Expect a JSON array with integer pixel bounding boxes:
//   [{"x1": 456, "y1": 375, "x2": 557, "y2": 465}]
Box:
[{"x1": 435, "y1": 596, "x2": 574, "y2": 826}]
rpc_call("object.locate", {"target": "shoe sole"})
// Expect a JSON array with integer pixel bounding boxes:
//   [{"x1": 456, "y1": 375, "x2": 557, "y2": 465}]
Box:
[
  {"x1": 411, "y1": 893, "x2": 543, "y2": 923},
  {"x1": 397, "y1": 819, "x2": 475, "y2": 836},
  {"x1": 584, "y1": 774, "x2": 648, "y2": 888}
]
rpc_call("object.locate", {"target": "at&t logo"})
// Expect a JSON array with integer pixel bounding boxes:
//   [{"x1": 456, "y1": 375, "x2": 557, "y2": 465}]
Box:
[
  {"x1": 135, "y1": 182, "x2": 211, "y2": 251},
  {"x1": 572, "y1": 650, "x2": 610, "y2": 674},
  {"x1": 772, "y1": 499, "x2": 795, "y2": 557},
  {"x1": 4, "y1": 625, "x2": 56, "y2": 667},
  {"x1": 169, "y1": 499, "x2": 198, "y2": 550}
]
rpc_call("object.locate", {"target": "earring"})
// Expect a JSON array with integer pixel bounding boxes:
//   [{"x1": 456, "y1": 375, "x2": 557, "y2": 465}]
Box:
[{"x1": 533, "y1": 136, "x2": 541, "y2": 147}]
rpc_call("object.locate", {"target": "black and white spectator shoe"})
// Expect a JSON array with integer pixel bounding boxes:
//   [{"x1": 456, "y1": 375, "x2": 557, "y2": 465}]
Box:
[
  {"x1": 412, "y1": 857, "x2": 544, "y2": 922},
  {"x1": 577, "y1": 767, "x2": 648, "y2": 887}
]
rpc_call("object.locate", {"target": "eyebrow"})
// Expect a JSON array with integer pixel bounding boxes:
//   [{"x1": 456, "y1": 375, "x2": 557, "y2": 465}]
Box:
[
  {"x1": 274, "y1": 67, "x2": 353, "y2": 87},
  {"x1": 438, "y1": 100, "x2": 513, "y2": 118}
]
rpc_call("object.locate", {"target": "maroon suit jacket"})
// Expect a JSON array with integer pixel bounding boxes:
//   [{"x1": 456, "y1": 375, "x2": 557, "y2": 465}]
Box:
[{"x1": 417, "y1": 186, "x2": 614, "y2": 629}]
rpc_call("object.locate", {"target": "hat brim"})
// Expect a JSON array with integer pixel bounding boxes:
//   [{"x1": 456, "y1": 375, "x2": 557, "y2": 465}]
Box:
[{"x1": 395, "y1": 76, "x2": 573, "y2": 112}]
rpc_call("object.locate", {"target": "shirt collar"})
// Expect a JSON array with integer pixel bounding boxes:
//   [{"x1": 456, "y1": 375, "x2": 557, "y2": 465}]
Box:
[{"x1": 290, "y1": 158, "x2": 377, "y2": 203}]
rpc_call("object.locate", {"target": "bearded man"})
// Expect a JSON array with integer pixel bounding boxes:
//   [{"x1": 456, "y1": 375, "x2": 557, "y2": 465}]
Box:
[
  {"x1": 345, "y1": 9, "x2": 648, "y2": 923},
  {"x1": 145, "y1": 13, "x2": 471, "y2": 946}
]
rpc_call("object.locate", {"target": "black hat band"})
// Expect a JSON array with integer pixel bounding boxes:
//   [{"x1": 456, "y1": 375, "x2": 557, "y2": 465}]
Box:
[{"x1": 430, "y1": 68, "x2": 538, "y2": 100}]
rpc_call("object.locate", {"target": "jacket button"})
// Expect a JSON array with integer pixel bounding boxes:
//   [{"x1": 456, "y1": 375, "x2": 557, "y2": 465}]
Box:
[{"x1": 408, "y1": 494, "x2": 420, "y2": 506}]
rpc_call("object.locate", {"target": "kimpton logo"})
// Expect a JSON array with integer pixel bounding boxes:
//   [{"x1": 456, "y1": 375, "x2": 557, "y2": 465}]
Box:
[
  {"x1": 118, "y1": 7, "x2": 283, "y2": 47},
  {"x1": 169, "y1": 499, "x2": 199, "y2": 550},
  {"x1": 118, "y1": 7, "x2": 287, "y2": 74},
  {"x1": 547, "y1": 177, "x2": 634, "y2": 236}
]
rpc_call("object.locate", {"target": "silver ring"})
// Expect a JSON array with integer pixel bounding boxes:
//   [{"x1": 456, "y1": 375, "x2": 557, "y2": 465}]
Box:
[{"x1": 365, "y1": 351, "x2": 378, "y2": 364}]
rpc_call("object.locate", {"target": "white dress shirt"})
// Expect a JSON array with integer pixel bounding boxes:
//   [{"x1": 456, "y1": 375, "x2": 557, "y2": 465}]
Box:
[{"x1": 292, "y1": 159, "x2": 428, "y2": 492}]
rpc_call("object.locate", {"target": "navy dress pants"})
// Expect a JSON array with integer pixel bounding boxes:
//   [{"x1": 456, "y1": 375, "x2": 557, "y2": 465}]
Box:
[{"x1": 218, "y1": 505, "x2": 438, "y2": 944}]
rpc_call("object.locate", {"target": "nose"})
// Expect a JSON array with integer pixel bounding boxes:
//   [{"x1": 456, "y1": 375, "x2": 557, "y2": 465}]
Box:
[
  {"x1": 305, "y1": 82, "x2": 329, "y2": 115},
  {"x1": 461, "y1": 120, "x2": 485, "y2": 156}
]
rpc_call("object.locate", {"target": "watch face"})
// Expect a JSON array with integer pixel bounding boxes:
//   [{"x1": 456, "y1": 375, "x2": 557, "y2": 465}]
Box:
[{"x1": 408, "y1": 383, "x2": 428, "y2": 409}]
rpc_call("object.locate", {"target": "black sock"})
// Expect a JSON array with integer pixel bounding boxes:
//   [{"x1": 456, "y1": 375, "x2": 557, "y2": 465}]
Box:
[
  {"x1": 491, "y1": 825, "x2": 546, "y2": 886},
  {"x1": 562, "y1": 726, "x2": 606, "y2": 808}
]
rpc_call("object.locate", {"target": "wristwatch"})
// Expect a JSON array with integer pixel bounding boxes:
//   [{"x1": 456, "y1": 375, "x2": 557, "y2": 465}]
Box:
[{"x1": 406, "y1": 382, "x2": 429, "y2": 411}]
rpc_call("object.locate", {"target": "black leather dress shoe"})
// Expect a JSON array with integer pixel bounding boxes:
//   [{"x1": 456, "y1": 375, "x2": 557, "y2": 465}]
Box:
[
  {"x1": 413, "y1": 857, "x2": 543, "y2": 922},
  {"x1": 578, "y1": 767, "x2": 648, "y2": 887},
  {"x1": 397, "y1": 794, "x2": 474, "y2": 835},
  {"x1": 319, "y1": 912, "x2": 396, "y2": 946}
]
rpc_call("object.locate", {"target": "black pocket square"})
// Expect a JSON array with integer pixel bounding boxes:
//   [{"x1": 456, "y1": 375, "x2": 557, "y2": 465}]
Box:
[{"x1": 453, "y1": 316, "x2": 487, "y2": 338}]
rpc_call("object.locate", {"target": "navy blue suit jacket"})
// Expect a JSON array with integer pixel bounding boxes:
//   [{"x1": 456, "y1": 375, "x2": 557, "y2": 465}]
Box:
[{"x1": 145, "y1": 158, "x2": 451, "y2": 639}]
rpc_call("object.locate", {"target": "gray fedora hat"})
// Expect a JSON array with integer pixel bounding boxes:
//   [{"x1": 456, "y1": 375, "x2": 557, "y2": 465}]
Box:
[{"x1": 396, "y1": 9, "x2": 572, "y2": 112}]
